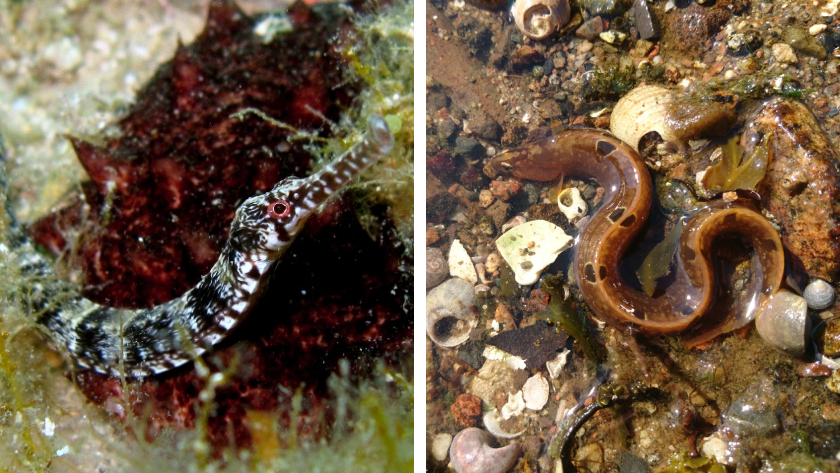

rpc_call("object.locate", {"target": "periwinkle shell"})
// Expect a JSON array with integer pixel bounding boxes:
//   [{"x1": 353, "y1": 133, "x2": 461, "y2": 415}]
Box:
[
  {"x1": 803, "y1": 279, "x2": 835, "y2": 311},
  {"x1": 426, "y1": 278, "x2": 478, "y2": 347},
  {"x1": 755, "y1": 290, "x2": 811, "y2": 357},
  {"x1": 427, "y1": 247, "x2": 448, "y2": 289},
  {"x1": 512, "y1": 0, "x2": 570, "y2": 41},
  {"x1": 450, "y1": 428, "x2": 521, "y2": 473}
]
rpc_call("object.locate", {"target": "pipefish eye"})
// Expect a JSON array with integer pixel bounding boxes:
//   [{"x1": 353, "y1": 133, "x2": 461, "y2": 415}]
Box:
[{"x1": 267, "y1": 199, "x2": 292, "y2": 219}]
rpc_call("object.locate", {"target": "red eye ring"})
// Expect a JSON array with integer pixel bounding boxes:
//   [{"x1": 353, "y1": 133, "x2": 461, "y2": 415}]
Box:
[{"x1": 268, "y1": 199, "x2": 292, "y2": 218}]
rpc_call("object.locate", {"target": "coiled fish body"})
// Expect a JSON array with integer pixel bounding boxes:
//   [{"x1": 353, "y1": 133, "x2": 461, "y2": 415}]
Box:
[{"x1": 6, "y1": 116, "x2": 393, "y2": 377}]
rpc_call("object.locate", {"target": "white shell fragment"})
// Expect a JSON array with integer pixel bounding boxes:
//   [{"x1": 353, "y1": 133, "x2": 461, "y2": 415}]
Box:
[
  {"x1": 501, "y1": 391, "x2": 526, "y2": 420},
  {"x1": 483, "y1": 410, "x2": 525, "y2": 439},
  {"x1": 545, "y1": 348, "x2": 570, "y2": 379},
  {"x1": 755, "y1": 290, "x2": 811, "y2": 357},
  {"x1": 496, "y1": 220, "x2": 573, "y2": 285},
  {"x1": 803, "y1": 279, "x2": 835, "y2": 311},
  {"x1": 449, "y1": 239, "x2": 478, "y2": 284},
  {"x1": 426, "y1": 278, "x2": 478, "y2": 348},
  {"x1": 432, "y1": 433, "x2": 453, "y2": 461},
  {"x1": 512, "y1": 0, "x2": 570, "y2": 41},
  {"x1": 522, "y1": 374, "x2": 549, "y2": 411},
  {"x1": 610, "y1": 84, "x2": 681, "y2": 152},
  {"x1": 483, "y1": 345, "x2": 527, "y2": 371},
  {"x1": 556, "y1": 187, "x2": 588, "y2": 222}
]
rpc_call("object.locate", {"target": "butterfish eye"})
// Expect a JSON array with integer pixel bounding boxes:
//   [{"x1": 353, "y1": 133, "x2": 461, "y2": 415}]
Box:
[{"x1": 267, "y1": 199, "x2": 292, "y2": 219}]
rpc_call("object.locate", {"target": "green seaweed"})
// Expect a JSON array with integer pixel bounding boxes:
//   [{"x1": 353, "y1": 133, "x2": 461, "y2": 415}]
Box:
[
  {"x1": 638, "y1": 219, "x2": 685, "y2": 297},
  {"x1": 700, "y1": 132, "x2": 773, "y2": 193},
  {"x1": 536, "y1": 275, "x2": 605, "y2": 363},
  {"x1": 584, "y1": 63, "x2": 636, "y2": 101}
]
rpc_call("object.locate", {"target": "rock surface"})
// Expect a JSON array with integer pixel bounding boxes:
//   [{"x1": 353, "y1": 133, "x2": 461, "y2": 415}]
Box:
[{"x1": 746, "y1": 99, "x2": 840, "y2": 281}]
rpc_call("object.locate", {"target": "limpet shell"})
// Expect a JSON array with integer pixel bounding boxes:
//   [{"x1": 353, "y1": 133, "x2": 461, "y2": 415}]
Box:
[
  {"x1": 755, "y1": 290, "x2": 811, "y2": 357},
  {"x1": 512, "y1": 0, "x2": 570, "y2": 41},
  {"x1": 496, "y1": 220, "x2": 573, "y2": 285}
]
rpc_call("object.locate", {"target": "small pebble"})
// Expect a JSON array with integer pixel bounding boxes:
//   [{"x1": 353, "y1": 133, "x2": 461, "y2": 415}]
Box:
[{"x1": 772, "y1": 43, "x2": 798, "y2": 64}]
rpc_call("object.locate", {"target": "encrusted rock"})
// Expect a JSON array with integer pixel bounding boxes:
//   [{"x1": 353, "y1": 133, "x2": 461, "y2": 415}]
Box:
[
  {"x1": 826, "y1": 369, "x2": 840, "y2": 395},
  {"x1": 451, "y1": 393, "x2": 483, "y2": 428},
  {"x1": 783, "y1": 26, "x2": 827, "y2": 59},
  {"x1": 479, "y1": 189, "x2": 495, "y2": 208},
  {"x1": 745, "y1": 99, "x2": 840, "y2": 280},
  {"x1": 490, "y1": 180, "x2": 522, "y2": 201},
  {"x1": 510, "y1": 45, "x2": 545, "y2": 68},
  {"x1": 816, "y1": 317, "x2": 840, "y2": 357}
]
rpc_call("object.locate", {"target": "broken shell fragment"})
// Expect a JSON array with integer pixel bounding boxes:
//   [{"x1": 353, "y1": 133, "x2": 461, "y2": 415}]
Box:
[
  {"x1": 610, "y1": 85, "x2": 736, "y2": 152},
  {"x1": 483, "y1": 409, "x2": 526, "y2": 439},
  {"x1": 496, "y1": 220, "x2": 573, "y2": 285},
  {"x1": 512, "y1": 0, "x2": 570, "y2": 41},
  {"x1": 426, "y1": 278, "x2": 478, "y2": 347},
  {"x1": 501, "y1": 391, "x2": 526, "y2": 420},
  {"x1": 450, "y1": 239, "x2": 478, "y2": 284},
  {"x1": 450, "y1": 428, "x2": 522, "y2": 473},
  {"x1": 755, "y1": 290, "x2": 811, "y2": 357},
  {"x1": 522, "y1": 374, "x2": 549, "y2": 410},
  {"x1": 803, "y1": 279, "x2": 835, "y2": 311},
  {"x1": 557, "y1": 187, "x2": 587, "y2": 222}
]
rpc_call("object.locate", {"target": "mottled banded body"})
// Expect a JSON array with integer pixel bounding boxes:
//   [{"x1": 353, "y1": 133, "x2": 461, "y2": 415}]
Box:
[
  {"x1": 487, "y1": 129, "x2": 784, "y2": 342},
  {"x1": 10, "y1": 116, "x2": 393, "y2": 377}
]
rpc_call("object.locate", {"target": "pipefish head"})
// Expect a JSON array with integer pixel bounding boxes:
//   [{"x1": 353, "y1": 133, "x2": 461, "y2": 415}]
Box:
[{"x1": 227, "y1": 115, "x2": 394, "y2": 259}]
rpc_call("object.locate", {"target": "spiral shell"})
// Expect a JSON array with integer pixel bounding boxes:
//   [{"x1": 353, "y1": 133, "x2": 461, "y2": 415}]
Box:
[
  {"x1": 426, "y1": 278, "x2": 478, "y2": 347},
  {"x1": 610, "y1": 85, "x2": 681, "y2": 152},
  {"x1": 803, "y1": 279, "x2": 835, "y2": 311},
  {"x1": 611, "y1": 85, "x2": 737, "y2": 152},
  {"x1": 755, "y1": 290, "x2": 811, "y2": 357},
  {"x1": 512, "y1": 0, "x2": 570, "y2": 41},
  {"x1": 450, "y1": 428, "x2": 521, "y2": 473}
]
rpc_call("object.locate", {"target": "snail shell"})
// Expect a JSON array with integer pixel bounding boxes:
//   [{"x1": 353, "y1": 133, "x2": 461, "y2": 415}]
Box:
[
  {"x1": 512, "y1": 0, "x2": 570, "y2": 41},
  {"x1": 610, "y1": 85, "x2": 682, "y2": 152},
  {"x1": 450, "y1": 427, "x2": 521, "y2": 473},
  {"x1": 426, "y1": 278, "x2": 478, "y2": 348},
  {"x1": 755, "y1": 290, "x2": 811, "y2": 357},
  {"x1": 611, "y1": 84, "x2": 737, "y2": 152},
  {"x1": 803, "y1": 279, "x2": 835, "y2": 311}
]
